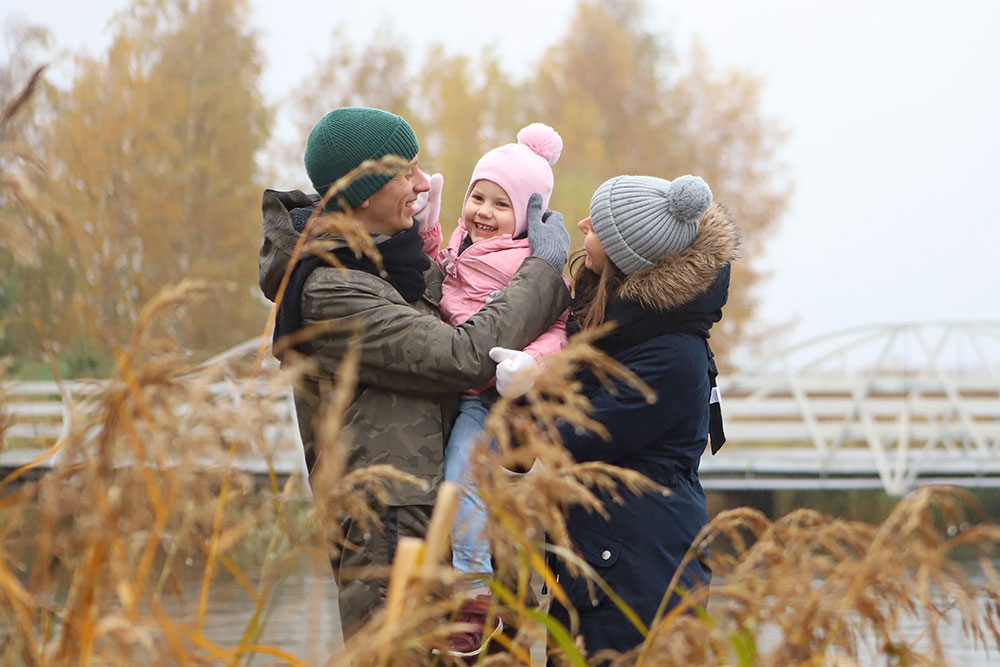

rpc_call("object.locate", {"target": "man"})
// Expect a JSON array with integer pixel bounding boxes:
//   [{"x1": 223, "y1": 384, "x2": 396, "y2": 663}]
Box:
[{"x1": 257, "y1": 107, "x2": 570, "y2": 636}]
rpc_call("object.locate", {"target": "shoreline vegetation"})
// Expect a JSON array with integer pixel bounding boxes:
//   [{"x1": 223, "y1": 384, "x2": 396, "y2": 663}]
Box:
[{"x1": 1, "y1": 279, "x2": 999, "y2": 665}]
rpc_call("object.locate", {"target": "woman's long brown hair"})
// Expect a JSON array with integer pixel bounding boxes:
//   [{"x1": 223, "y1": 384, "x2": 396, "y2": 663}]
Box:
[{"x1": 568, "y1": 250, "x2": 626, "y2": 331}]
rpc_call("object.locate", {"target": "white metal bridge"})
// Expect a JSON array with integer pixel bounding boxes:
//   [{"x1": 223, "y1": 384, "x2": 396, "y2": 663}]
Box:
[
  {"x1": 702, "y1": 321, "x2": 1000, "y2": 494},
  {"x1": 3, "y1": 322, "x2": 999, "y2": 496}
]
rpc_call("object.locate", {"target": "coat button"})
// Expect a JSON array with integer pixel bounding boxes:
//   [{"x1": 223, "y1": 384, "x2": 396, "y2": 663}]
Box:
[{"x1": 601, "y1": 550, "x2": 612, "y2": 560}]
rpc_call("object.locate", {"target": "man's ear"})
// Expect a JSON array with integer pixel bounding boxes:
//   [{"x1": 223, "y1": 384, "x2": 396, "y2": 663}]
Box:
[{"x1": 358, "y1": 199, "x2": 371, "y2": 209}]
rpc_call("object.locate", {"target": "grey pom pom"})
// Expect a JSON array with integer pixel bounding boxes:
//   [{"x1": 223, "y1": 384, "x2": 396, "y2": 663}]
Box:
[{"x1": 664, "y1": 175, "x2": 712, "y2": 224}]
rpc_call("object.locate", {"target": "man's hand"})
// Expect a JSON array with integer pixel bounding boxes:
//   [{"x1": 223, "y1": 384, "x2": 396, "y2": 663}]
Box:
[{"x1": 489, "y1": 347, "x2": 540, "y2": 398}]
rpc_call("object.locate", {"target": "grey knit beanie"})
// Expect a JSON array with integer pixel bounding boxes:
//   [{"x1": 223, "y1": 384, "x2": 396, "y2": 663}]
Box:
[
  {"x1": 304, "y1": 107, "x2": 420, "y2": 212},
  {"x1": 589, "y1": 174, "x2": 712, "y2": 275}
]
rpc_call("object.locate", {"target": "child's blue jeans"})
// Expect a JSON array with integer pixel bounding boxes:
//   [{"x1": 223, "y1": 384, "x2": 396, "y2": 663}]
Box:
[{"x1": 443, "y1": 396, "x2": 497, "y2": 575}]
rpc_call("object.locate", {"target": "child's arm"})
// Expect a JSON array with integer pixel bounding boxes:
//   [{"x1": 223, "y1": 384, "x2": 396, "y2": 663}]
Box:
[
  {"x1": 521, "y1": 307, "x2": 568, "y2": 360},
  {"x1": 522, "y1": 274, "x2": 571, "y2": 359},
  {"x1": 488, "y1": 308, "x2": 567, "y2": 398},
  {"x1": 420, "y1": 217, "x2": 444, "y2": 262}
]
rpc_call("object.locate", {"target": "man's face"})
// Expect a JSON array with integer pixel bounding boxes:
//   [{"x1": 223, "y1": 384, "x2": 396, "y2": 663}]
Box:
[{"x1": 357, "y1": 158, "x2": 430, "y2": 236}]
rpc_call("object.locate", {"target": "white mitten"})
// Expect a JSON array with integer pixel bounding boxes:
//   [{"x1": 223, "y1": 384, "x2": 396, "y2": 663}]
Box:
[
  {"x1": 489, "y1": 347, "x2": 540, "y2": 398},
  {"x1": 412, "y1": 172, "x2": 443, "y2": 231}
]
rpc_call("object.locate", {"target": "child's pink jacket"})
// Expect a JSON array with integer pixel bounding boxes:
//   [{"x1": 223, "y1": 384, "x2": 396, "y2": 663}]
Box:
[{"x1": 422, "y1": 218, "x2": 569, "y2": 362}]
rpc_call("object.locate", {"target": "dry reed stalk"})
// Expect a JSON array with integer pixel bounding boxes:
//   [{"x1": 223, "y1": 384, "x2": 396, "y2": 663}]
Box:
[
  {"x1": 479, "y1": 330, "x2": 664, "y2": 560},
  {"x1": 422, "y1": 482, "x2": 460, "y2": 580},
  {"x1": 382, "y1": 536, "x2": 425, "y2": 660},
  {"x1": 411, "y1": 331, "x2": 1000, "y2": 666},
  {"x1": 0, "y1": 280, "x2": 341, "y2": 663},
  {"x1": 362, "y1": 333, "x2": 671, "y2": 664},
  {"x1": 0, "y1": 72, "x2": 432, "y2": 665}
]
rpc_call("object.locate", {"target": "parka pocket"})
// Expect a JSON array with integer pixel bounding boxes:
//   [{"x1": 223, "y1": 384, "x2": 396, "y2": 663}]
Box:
[
  {"x1": 560, "y1": 522, "x2": 625, "y2": 609},
  {"x1": 572, "y1": 521, "x2": 624, "y2": 568}
]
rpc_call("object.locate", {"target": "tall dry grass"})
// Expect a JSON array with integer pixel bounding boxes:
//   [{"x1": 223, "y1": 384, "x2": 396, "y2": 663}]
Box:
[
  {"x1": 3, "y1": 290, "x2": 1000, "y2": 665},
  {"x1": 3, "y1": 70, "x2": 1000, "y2": 666}
]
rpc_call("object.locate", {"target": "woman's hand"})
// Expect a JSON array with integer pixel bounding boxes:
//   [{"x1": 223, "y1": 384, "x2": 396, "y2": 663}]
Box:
[
  {"x1": 489, "y1": 347, "x2": 540, "y2": 398},
  {"x1": 526, "y1": 193, "x2": 570, "y2": 272}
]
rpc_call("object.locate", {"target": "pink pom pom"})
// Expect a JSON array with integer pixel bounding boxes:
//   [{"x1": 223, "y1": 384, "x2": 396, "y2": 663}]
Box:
[{"x1": 516, "y1": 123, "x2": 563, "y2": 166}]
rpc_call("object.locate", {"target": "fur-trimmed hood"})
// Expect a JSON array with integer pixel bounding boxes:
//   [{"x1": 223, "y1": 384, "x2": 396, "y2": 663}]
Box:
[{"x1": 617, "y1": 201, "x2": 741, "y2": 310}]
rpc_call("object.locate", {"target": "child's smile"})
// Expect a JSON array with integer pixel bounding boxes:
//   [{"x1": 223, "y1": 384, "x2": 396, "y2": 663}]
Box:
[{"x1": 472, "y1": 220, "x2": 498, "y2": 234}]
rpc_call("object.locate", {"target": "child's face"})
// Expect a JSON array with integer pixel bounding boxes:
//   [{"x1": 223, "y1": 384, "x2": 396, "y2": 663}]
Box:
[
  {"x1": 577, "y1": 216, "x2": 609, "y2": 273},
  {"x1": 463, "y1": 180, "x2": 517, "y2": 243}
]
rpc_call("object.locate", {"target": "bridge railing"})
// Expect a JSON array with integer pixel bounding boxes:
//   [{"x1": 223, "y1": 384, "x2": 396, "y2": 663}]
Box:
[
  {"x1": 6, "y1": 372, "x2": 999, "y2": 495},
  {"x1": 709, "y1": 368, "x2": 1000, "y2": 494},
  {"x1": 721, "y1": 371, "x2": 1000, "y2": 444},
  {"x1": 1, "y1": 377, "x2": 308, "y2": 482}
]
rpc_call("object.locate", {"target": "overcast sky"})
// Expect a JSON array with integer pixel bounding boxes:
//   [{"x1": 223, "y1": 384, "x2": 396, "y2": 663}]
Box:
[{"x1": 5, "y1": 0, "x2": 1000, "y2": 359}]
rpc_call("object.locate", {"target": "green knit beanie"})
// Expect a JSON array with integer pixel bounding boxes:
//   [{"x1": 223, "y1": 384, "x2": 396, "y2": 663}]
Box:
[{"x1": 304, "y1": 107, "x2": 420, "y2": 212}]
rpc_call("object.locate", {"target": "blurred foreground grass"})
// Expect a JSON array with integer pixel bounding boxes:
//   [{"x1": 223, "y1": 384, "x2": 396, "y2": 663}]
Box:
[{"x1": 0, "y1": 285, "x2": 998, "y2": 665}]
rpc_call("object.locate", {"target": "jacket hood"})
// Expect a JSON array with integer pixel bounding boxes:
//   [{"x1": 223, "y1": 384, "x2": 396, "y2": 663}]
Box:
[
  {"x1": 617, "y1": 201, "x2": 741, "y2": 311},
  {"x1": 259, "y1": 189, "x2": 353, "y2": 302}
]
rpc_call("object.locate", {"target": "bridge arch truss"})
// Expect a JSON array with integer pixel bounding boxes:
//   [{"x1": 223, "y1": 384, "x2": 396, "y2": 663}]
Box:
[{"x1": 704, "y1": 321, "x2": 1000, "y2": 495}]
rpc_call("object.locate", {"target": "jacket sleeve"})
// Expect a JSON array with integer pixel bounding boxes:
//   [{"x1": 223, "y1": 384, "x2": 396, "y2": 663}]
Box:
[
  {"x1": 302, "y1": 256, "x2": 570, "y2": 394},
  {"x1": 419, "y1": 217, "x2": 445, "y2": 266},
  {"x1": 557, "y1": 344, "x2": 701, "y2": 464},
  {"x1": 522, "y1": 309, "x2": 569, "y2": 361}
]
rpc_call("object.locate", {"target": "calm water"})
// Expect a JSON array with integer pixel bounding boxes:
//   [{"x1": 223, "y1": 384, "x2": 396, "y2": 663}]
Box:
[
  {"x1": 188, "y1": 565, "x2": 998, "y2": 665},
  {"x1": 180, "y1": 488, "x2": 1000, "y2": 665},
  {"x1": 162, "y1": 563, "x2": 344, "y2": 664}
]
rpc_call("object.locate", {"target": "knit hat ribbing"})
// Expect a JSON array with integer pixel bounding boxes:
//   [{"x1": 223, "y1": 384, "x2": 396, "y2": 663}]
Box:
[
  {"x1": 465, "y1": 123, "x2": 562, "y2": 236},
  {"x1": 590, "y1": 174, "x2": 712, "y2": 275},
  {"x1": 304, "y1": 107, "x2": 420, "y2": 212}
]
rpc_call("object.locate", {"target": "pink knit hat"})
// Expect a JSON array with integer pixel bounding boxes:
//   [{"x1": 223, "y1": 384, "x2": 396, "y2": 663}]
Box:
[{"x1": 464, "y1": 123, "x2": 563, "y2": 237}]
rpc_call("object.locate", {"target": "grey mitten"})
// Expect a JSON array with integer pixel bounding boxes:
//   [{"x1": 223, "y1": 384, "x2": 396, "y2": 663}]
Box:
[{"x1": 526, "y1": 192, "x2": 570, "y2": 271}]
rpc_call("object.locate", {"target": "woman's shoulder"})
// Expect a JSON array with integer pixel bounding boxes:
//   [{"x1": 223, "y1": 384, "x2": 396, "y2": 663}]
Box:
[{"x1": 615, "y1": 333, "x2": 708, "y2": 380}]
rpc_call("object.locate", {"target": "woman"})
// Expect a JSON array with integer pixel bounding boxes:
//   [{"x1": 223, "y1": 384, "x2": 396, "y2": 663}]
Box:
[{"x1": 497, "y1": 173, "x2": 739, "y2": 659}]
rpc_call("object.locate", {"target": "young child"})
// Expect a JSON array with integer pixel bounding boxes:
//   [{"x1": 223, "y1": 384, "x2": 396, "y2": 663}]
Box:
[{"x1": 416, "y1": 123, "x2": 568, "y2": 653}]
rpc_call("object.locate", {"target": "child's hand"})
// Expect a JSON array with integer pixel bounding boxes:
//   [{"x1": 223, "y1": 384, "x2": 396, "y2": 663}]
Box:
[
  {"x1": 413, "y1": 172, "x2": 443, "y2": 232},
  {"x1": 489, "y1": 347, "x2": 540, "y2": 398}
]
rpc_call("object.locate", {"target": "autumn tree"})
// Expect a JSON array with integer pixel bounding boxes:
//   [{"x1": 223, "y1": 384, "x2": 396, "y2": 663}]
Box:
[
  {"x1": 0, "y1": 19, "x2": 63, "y2": 367},
  {"x1": 531, "y1": 0, "x2": 789, "y2": 365},
  {"x1": 276, "y1": 24, "x2": 417, "y2": 187},
  {"x1": 6, "y1": 0, "x2": 271, "y2": 371}
]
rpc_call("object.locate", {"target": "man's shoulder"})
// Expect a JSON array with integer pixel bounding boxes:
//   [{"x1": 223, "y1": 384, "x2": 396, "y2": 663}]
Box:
[{"x1": 304, "y1": 263, "x2": 394, "y2": 295}]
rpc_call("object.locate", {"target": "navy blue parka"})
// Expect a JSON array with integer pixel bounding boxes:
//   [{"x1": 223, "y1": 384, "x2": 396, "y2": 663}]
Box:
[{"x1": 549, "y1": 202, "x2": 740, "y2": 660}]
